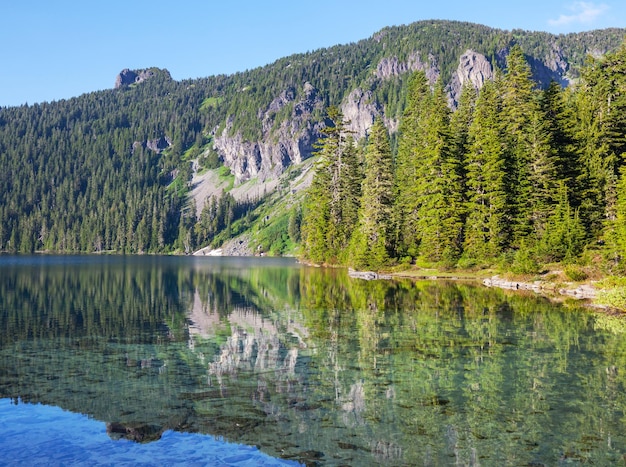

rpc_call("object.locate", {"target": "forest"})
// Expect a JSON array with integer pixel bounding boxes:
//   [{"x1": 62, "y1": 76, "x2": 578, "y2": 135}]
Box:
[
  {"x1": 301, "y1": 43, "x2": 626, "y2": 277},
  {"x1": 0, "y1": 20, "x2": 625, "y2": 278}
]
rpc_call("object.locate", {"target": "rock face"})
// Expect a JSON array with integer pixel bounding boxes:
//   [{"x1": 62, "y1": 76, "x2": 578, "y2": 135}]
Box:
[
  {"x1": 206, "y1": 44, "x2": 587, "y2": 183},
  {"x1": 341, "y1": 88, "x2": 380, "y2": 140},
  {"x1": 115, "y1": 68, "x2": 169, "y2": 88},
  {"x1": 526, "y1": 44, "x2": 571, "y2": 88},
  {"x1": 375, "y1": 51, "x2": 440, "y2": 83},
  {"x1": 132, "y1": 136, "x2": 172, "y2": 154},
  {"x1": 446, "y1": 50, "x2": 494, "y2": 107},
  {"x1": 146, "y1": 136, "x2": 172, "y2": 153},
  {"x1": 213, "y1": 82, "x2": 325, "y2": 184}
]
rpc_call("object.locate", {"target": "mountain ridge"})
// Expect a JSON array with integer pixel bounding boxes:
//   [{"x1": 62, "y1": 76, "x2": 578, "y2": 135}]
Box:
[{"x1": 0, "y1": 20, "x2": 625, "y2": 254}]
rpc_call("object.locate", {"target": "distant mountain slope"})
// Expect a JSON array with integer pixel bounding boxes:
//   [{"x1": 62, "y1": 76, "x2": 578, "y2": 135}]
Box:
[{"x1": 0, "y1": 20, "x2": 624, "y2": 254}]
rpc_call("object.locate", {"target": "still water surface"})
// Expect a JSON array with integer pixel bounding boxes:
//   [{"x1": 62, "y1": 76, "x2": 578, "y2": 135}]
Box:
[{"x1": 1, "y1": 255, "x2": 626, "y2": 466}]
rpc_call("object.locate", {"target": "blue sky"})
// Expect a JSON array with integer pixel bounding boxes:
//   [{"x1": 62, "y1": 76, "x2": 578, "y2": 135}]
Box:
[{"x1": 1, "y1": 0, "x2": 625, "y2": 107}]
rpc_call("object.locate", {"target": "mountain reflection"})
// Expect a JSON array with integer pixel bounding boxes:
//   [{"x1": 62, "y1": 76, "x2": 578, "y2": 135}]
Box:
[{"x1": 2, "y1": 256, "x2": 626, "y2": 465}]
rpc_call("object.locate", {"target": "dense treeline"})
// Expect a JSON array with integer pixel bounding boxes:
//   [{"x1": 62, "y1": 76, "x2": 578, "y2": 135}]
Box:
[
  {"x1": 0, "y1": 21, "x2": 624, "y2": 254},
  {"x1": 301, "y1": 42, "x2": 626, "y2": 273}
]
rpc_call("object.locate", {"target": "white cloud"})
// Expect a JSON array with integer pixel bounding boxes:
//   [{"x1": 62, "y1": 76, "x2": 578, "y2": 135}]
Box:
[{"x1": 548, "y1": 1, "x2": 609, "y2": 26}]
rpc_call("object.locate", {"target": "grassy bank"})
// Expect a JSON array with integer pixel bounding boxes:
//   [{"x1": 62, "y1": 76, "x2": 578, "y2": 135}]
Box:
[{"x1": 384, "y1": 262, "x2": 626, "y2": 313}]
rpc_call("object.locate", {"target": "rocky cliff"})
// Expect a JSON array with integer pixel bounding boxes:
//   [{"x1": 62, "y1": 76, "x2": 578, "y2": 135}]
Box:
[
  {"x1": 190, "y1": 24, "x2": 626, "y2": 185},
  {"x1": 209, "y1": 49, "x2": 495, "y2": 183},
  {"x1": 212, "y1": 82, "x2": 325, "y2": 184},
  {"x1": 115, "y1": 68, "x2": 170, "y2": 88}
]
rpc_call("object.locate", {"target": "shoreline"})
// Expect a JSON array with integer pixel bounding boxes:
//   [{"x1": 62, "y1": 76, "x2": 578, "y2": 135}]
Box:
[{"x1": 369, "y1": 267, "x2": 625, "y2": 315}]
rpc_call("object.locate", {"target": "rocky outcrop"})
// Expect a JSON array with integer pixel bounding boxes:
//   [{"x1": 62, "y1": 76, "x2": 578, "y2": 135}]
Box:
[
  {"x1": 447, "y1": 50, "x2": 494, "y2": 107},
  {"x1": 213, "y1": 82, "x2": 325, "y2": 184},
  {"x1": 483, "y1": 275, "x2": 597, "y2": 300},
  {"x1": 205, "y1": 41, "x2": 590, "y2": 185},
  {"x1": 132, "y1": 136, "x2": 172, "y2": 154},
  {"x1": 341, "y1": 88, "x2": 380, "y2": 139},
  {"x1": 375, "y1": 51, "x2": 440, "y2": 84},
  {"x1": 146, "y1": 136, "x2": 172, "y2": 152},
  {"x1": 114, "y1": 68, "x2": 170, "y2": 88}
]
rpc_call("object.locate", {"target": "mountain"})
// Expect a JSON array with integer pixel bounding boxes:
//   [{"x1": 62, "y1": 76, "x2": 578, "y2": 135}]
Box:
[{"x1": 0, "y1": 20, "x2": 625, "y2": 254}]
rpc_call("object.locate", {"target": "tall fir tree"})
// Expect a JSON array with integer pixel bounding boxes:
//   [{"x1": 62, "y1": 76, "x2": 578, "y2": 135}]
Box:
[
  {"x1": 540, "y1": 81, "x2": 580, "y2": 201},
  {"x1": 413, "y1": 83, "x2": 465, "y2": 265},
  {"x1": 348, "y1": 117, "x2": 395, "y2": 269},
  {"x1": 500, "y1": 45, "x2": 541, "y2": 247},
  {"x1": 463, "y1": 80, "x2": 510, "y2": 261},
  {"x1": 301, "y1": 106, "x2": 361, "y2": 264},
  {"x1": 394, "y1": 71, "x2": 430, "y2": 259},
  {"x1": 573, "y1": 43, "x2": 626, "y2": 240}
]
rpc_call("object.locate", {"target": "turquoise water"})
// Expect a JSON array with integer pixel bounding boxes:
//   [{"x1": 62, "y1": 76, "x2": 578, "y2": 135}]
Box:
[{"x1": 1, "y1": 255, "x2": 626, "y2": 465}]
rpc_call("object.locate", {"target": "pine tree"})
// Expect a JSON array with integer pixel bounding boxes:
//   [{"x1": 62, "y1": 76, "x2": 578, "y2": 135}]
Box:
[
  {"x1": 500, "y1": 45, "x2": 540, "y2": 246},
  {"x1": 348, "y1": 117, "x2": 394, "y2": 269},
  {"x1": 573, "y1": 42, "x2": 626, "y2": 240},
  {"x1": 449, "y1": 83, "x2": 477, "y2": 167},
  {"x1": 538, "y1": 183, "x2": 586, "y2": 263},
  {"x1": 413, "y1": 83, "x2": 465, "y2": 265},
  {"x1": 301, "y1": 107, "x2": 361, "y2": 264},
  {"x1": 526, "y1": 101, "x2": 559, "y2": 238},
  {"x1": 463, "y1": 80, "x2": 510, "y2": 261},
  {"x1": 540, "y1": 81, "x2": 580, "y2": 200},
  {"x1": 394, "y1": 71, "x2": 430, "y2": 259}
]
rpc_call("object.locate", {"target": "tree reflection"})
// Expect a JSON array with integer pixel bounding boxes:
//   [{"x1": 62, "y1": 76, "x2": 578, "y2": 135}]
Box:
[{"x1": 1, "y1": 256, "x2": 626, "y2": 464}]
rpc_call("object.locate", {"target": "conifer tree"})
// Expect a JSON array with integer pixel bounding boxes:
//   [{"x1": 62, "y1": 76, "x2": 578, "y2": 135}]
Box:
[
  {"x1": 301, "y1": 107, "x2": 361, "y2": 264},
  {"x1": 526, "y1": 101, "x2": 560, "y2": 238},
  {"x1": 463, "y1": 80, "x2": 510, "y2": 260},
  {"x1": 538, "y1": 183, "x2": 586, "y2": 263},
  {"x1": 541, "y1": 81, "x2": 580, "y2": 199},
  {"x1": 573, "y1": 42, "x2": 626, "y2": 239},
  {"x1": 394, "y1": 71, "x2": 430, "y2": 259},
  {"x1": 450, "y1": 83, "x2": 477, "y2": 166},
  {"x1": 348, "y1": 118, "x2": 394, "y2": 269},
  {"x1": 500, "y1": 45, "x2": 540, "y2": 246},
  {"x1": 413, "y1": 83, "x2": 465, "y2": 265}
]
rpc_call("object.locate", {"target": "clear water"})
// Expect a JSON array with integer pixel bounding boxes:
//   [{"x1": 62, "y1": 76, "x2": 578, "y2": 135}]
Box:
[{"x1": 1, "y1": 255, "x2": 626, "y2": 466}]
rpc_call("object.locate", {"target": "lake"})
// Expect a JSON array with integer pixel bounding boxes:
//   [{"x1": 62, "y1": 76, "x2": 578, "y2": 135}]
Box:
[{"x1": 1, "y1": 255, "x2": 625, "y2": 466}]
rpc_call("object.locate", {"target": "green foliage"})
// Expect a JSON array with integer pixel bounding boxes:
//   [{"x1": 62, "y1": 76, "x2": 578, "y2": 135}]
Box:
[
  {"x1": 256, "y1": 213, "x2": 292, "y2": 256},
  {"x1": 401, "y1": 80, "x2": 464, "y2": 265},
  {"x1": 536, "y1": 183, "x2": 586, "y2": 263},
  {"x1": 287, "y1": 207, "x2": 302, "y2": 244},
  {"x1": 564, "y1": 265, "x2": 588, "y2": 281},
  {"x1": 298, "y1": 38, "x2": 626, "y2": 274},
  {"x1": 597, "y1": 287, "x2": 626, "y2": 310},
  {"x1": 300, "y1": 107, "x2": 362, "y2": 264},
  {"x1": 463, "y1": 80, "x2": 509, "y2": 260},
  {"x1": 347, "y1": 118, "x2": 394, "y2": 270},
  {"x1": 1, "y1": 21, "x2": 626, "y2": 263},
  {"x1": 510, "y1": 245, "x2": 542, "y2": 275}
]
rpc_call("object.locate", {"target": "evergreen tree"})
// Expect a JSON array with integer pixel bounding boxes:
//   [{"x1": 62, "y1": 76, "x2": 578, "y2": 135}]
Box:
[
  {"x1": 540, "y1": 81, "x2": 580, "y2": 200},
  {"x1": 449, "y1": 83, "x2": 477, "y2": 167},
  {"x1": 573, "y1": 42, "x2": 626, "y2": 240},
  {"x1": 538, "y1": 183, "x2": 586, "y2": 263},
  {"x1": 394, "y1": 71, "x2": 430, "y2": 259},
  {"x1": 301, "y1": 107, "x2": 361, "y2": 264},
  {"x1": 348, "y1": 118, "x2": 394, "y2": 269},
  {"x1": 413, "y1": 83, "x2": 465, "y2": 265},
  {"x1": 526, "y1": 101, "x2": 560, "y2": 239},
  {"x1": 500, "y1": 45, "x2": 540, "y2": 246},
  {"x1": 462, "y1": 80, "x2": 510, "y2": 261}
]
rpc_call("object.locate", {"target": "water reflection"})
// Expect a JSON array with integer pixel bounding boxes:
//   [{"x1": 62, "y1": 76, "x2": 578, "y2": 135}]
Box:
[{"x1": 1, "y1": 255, "x2": 626, "y2": 465}]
